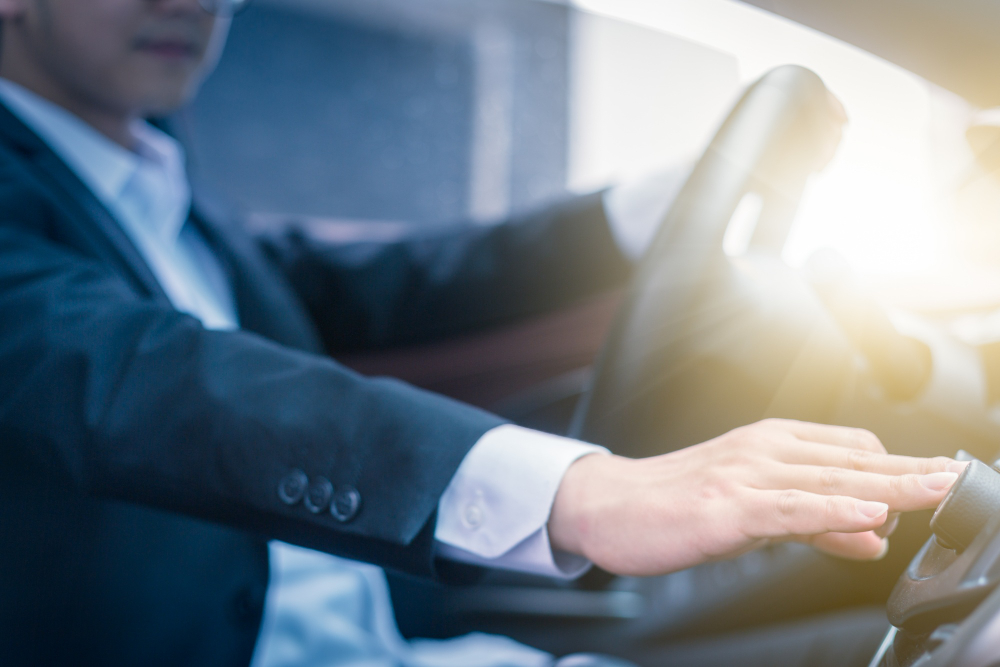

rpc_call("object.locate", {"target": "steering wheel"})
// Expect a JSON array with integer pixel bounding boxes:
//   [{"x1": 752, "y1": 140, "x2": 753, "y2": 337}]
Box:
[
  {"x1": 570, "y1": 64, "x2": 1000, "y2": 464},
  {"x1": 570, "y1": 65, "x2": 846, "y2": 456}
]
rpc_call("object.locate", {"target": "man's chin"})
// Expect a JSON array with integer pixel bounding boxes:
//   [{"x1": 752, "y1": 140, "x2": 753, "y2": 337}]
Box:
[
  {"x1": 124, "y1": 60, "x2": 209, "y2": 116},
  {"x1": 136, "y1": 83, "x2": 201, "y2": 118}
]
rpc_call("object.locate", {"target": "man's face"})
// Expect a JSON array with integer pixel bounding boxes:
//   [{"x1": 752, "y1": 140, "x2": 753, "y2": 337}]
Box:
[{"x1": 0, "y1": 0, "x2": 229, "y2": 117}]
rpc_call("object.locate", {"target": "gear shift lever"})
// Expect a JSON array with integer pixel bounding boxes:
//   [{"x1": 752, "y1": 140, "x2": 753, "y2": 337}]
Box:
[{"x1": 930, "y1": 460, "x2": 1000, "y2": 552}]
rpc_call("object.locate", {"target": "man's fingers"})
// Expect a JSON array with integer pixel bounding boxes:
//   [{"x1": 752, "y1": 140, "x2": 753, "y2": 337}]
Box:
[
  {"x1": 765, "y1": 465, "x2": 959, "y2": 512},
  {"x1": 768, "y1": 419, "x2": 886, "y2": 453},
  {"x1": 742, "y1": 490, "x2": 889, "y2": 539},
  {"x1": 801, "y1": 531, "x2": 888, "y2": 561},
  {"x1": 774, "y1": 442, "x2": 962, "y2": 477}
]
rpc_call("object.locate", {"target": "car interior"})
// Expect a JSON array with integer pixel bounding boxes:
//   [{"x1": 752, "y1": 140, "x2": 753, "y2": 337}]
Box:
[{"x1": 169, "y1": 0, "x2": 1000, "y2": 664}]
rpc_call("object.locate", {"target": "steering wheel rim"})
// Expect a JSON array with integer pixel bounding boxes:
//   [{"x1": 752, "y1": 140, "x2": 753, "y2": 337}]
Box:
[{"x1": 570, "y1": 65, "x2": 845, "y2": 457}]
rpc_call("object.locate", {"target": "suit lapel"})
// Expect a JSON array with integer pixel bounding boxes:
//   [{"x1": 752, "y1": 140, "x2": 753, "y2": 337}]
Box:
[
  {"x1": 0, "y1": 99, "x2": 324, "y2": 354},
  {"x1": 0, "y1": 101, "x2": 169, "y2": 303}
]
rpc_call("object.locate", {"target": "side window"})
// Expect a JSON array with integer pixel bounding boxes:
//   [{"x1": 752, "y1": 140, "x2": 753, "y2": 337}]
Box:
[{"x1": 180, "y1": 0, "x2": 573, "y2": 226}]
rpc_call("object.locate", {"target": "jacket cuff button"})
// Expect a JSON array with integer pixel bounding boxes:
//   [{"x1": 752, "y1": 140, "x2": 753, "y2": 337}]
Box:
[
  {"x1": 277, "y1": 469, "x2": 308, "y2": 505},
  {"x1": 304, "y1": 477, "x2": 334, "y2": 513},
  {"x1": 331, "y1": 486, "x2": 361, "y2": 522}
]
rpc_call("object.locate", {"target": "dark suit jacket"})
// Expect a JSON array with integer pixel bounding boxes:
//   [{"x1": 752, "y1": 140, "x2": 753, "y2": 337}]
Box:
[{"x1": 0, "y1": 101, "x2": 631, "y2": 666}]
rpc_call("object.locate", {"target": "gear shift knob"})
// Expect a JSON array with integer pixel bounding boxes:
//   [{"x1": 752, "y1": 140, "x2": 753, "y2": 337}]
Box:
[{"x1": 930, "y1": 460, "x2": 1000, "y2": 551}]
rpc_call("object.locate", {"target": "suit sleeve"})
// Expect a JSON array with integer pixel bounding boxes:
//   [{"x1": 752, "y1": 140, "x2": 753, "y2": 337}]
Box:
[
  {"x1": 0, "y1": 224, "x2": 504, "y2": 576},
  {"x1": 257, "y1": 192, "x2": 633, "y2": 352}
]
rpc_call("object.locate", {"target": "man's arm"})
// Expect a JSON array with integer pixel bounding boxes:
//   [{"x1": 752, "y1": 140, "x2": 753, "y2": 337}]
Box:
[
  {"x1": 256, "y1": 193, "x2": 632, "y2": 352},
  {"x1": 0, "y1": 224, "x2": 503, "y2": 577}
]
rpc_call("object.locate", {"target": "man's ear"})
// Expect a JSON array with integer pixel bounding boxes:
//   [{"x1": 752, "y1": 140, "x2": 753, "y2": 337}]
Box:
[{"x1": 0, "y1": 0, "x2": 27, "y2": 21}]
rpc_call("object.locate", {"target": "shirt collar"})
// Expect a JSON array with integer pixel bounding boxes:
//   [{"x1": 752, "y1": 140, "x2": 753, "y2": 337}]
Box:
[{"x1": 0, "y1": 78, "x2": 190, "y2": 241}]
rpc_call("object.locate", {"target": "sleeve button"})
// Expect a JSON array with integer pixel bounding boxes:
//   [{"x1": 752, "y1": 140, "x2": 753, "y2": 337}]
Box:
[
  {"x1": 331, "y1": 485, "x2": 361, "y2": 523},
  {"x1": 463, "y1": 504, "x2": 484, "y2": 529},
  {"x1": 277, "y1": 469, "x2": 308, "y2": 505},
  {"x1": 304, "y1": 477, "x2": 334, "y2": 514}
]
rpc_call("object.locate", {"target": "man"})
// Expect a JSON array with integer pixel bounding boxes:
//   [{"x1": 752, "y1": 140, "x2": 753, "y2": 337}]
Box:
[{"x1": 0, "y1": 0, "x2": 965, "y2": 665}]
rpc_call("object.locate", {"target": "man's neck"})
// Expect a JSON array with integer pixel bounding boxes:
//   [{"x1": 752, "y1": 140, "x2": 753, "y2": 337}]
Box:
[{"x1": 0, "y1": 59, "x2": 137, "y2": 150}]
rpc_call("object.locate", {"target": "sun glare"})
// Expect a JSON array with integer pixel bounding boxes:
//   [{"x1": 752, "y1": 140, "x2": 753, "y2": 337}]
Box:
[{"x1": 568, "y1": 0, "x2": 946, "y2": 280}]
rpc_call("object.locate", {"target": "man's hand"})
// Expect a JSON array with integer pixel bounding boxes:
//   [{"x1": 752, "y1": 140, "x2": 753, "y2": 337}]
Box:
[{"x1": 548, "y1": 419, "x2": 966, "y2": 576}]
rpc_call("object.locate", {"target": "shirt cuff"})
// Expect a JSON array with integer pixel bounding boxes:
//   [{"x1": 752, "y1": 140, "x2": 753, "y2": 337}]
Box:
[
  {"x1": 602, "y1": 161, "x2": 694, "y2": 261},
  {"x1": 434, "y1": 424, "x2": 609, "y2": 579}
]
